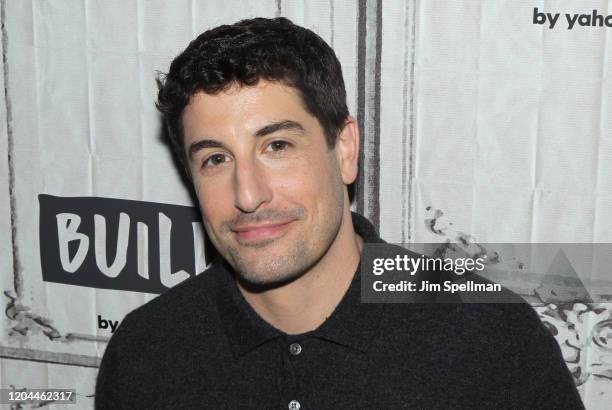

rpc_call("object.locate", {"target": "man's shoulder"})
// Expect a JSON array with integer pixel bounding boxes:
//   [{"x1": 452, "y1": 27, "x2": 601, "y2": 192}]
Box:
[
  {"x1": 381, "y1": 300, "x2": 563, "y2": 378},
  {"x1": 114, "y1": 262, "x2": 227, "y2": 342},
  {"x1": 385, "y1": 299, "x2": 548, "y2": 344},
  {"x1": 95, "y1": 262, "x2": 234, "y2": 407},
  {"x1": 444, "y1": 300, "x2": 545, "y2": 334}
]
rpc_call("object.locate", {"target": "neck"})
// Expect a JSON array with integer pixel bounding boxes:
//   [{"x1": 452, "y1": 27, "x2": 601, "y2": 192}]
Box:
[{"x1": 237, "y1": 207, "x2": 363, "y2": 335}]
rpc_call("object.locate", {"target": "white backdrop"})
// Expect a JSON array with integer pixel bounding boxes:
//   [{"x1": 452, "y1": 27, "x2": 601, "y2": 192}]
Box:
[{"x1": 1, "y1": 1, "x2": 610, "y2": 408}]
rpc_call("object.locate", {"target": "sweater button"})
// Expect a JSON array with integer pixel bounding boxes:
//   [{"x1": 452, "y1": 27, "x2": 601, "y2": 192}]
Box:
[
  {"x1": 289, "y1": 343, "x2": 302, "y2": 355},
  {"x1": 288, "y1": 400, "x2": 300, "y2": 410}
]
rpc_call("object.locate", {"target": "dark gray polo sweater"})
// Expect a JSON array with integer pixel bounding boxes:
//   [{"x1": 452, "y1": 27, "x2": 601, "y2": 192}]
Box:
[{"x1": 95, "y1": 213, "x2": 584, "y2": 409}]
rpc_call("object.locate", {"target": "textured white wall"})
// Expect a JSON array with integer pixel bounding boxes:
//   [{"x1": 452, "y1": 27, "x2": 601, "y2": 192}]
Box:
[
  {"x1": 404, "y1": 3, "x2": 612, "y2": 408},
  {"x1": 1, "y1": 0, "x2": 610, "y2": 408}
]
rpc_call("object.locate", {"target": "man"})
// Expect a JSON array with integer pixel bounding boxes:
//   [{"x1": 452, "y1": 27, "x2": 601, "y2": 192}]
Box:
[{"x1": 95, "y1": 17, "x2": 583, "y2": 409}]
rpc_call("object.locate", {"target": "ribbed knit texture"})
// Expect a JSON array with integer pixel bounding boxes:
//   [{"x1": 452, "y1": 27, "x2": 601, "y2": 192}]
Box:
[{"x1": 96, "y1": 213, "x2": 584, "y2": 409}]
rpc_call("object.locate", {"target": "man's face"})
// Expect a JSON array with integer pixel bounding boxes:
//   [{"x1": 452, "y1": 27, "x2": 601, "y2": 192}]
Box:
[{"x1": 182, "y1": 80, "x2": 354, "y2": 286}]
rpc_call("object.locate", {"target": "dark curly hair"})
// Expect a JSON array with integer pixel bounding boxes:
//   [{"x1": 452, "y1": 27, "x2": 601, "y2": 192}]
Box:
[{"x1": 156, "y1": 17, "x2": 349, "y2": 174}]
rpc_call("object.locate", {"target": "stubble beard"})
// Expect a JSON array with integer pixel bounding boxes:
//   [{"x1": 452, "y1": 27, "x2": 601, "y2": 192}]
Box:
[
  {"x1": 226, "y1": 236, "x2": 312, "y2": 287},
  {"x1": 216, "y1": 162, "x2": 347, "y2": 289},
  {"x1": 226, "y1": 209, "x2": 344, "y2": 289}
]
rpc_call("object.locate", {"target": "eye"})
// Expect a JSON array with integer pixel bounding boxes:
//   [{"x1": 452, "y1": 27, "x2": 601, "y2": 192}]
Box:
[
  {"x1": 265, "y1": 140, "x2": 291, "y2": 152},
  {"x1": 202, "y1": 153, "x2": 231, "y2": 168}
]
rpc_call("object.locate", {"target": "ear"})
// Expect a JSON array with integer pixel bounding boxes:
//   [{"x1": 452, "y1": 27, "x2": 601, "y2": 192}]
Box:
[{"x1": 334, "y1": 116, "x2": 360, "y2": 185}]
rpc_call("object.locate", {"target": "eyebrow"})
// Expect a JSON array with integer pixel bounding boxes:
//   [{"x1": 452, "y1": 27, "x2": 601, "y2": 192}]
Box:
[
  {"x1": 187, "y1": 120, "x2": 305, "y2": 160},
  {"x1": 188, "y1": 139, "x2": 227, "y2": 160},
  {"x1": 254, "y1": 120, "x2": 305, "y2": 137}
]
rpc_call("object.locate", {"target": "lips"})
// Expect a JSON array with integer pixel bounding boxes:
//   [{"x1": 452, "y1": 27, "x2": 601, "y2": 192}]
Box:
[{"x1": 231, "y1": 220, "x2": 294, "y2": 243}]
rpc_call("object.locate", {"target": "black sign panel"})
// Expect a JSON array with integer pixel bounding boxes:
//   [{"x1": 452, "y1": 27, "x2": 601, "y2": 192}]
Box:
[{"x1": 39, "y1": 194, "x2": 209, "y2": 294}]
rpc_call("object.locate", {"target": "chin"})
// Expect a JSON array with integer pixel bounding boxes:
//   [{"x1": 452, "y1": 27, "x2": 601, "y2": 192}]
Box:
[
  {"x1": 229, "y1": 252, "x2": 312, "y2": 290},
  {"x1": 234, "y1": 266, "x2": 307, "y2": 291}
]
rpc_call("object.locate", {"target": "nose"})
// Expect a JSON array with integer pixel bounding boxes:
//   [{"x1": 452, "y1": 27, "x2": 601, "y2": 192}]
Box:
[{"x1": 232, "y1": 159, "x2": 273, "y2": 213}]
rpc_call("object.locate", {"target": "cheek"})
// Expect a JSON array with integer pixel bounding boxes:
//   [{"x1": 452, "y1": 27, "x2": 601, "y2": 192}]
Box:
[
  {"x1": 271, "y1": 155, "x2": 342, "y2": 209},
  {"x1": 194, "y1": 180, "x2": 233, "y2": 227},
  {"x1": 270, "y1": 160, "x2": 318, "y2": 194}
]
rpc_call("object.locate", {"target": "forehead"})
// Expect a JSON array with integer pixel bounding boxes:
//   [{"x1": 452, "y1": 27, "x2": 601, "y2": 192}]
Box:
[{"x1": 181, "y1": 80, "x2": 316, "y2": 143}]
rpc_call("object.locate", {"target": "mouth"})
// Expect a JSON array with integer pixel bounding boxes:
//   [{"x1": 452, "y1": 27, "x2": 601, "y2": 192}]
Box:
[{"x1": 231, "y1": 220, "x2": 295, "y2": 244}]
